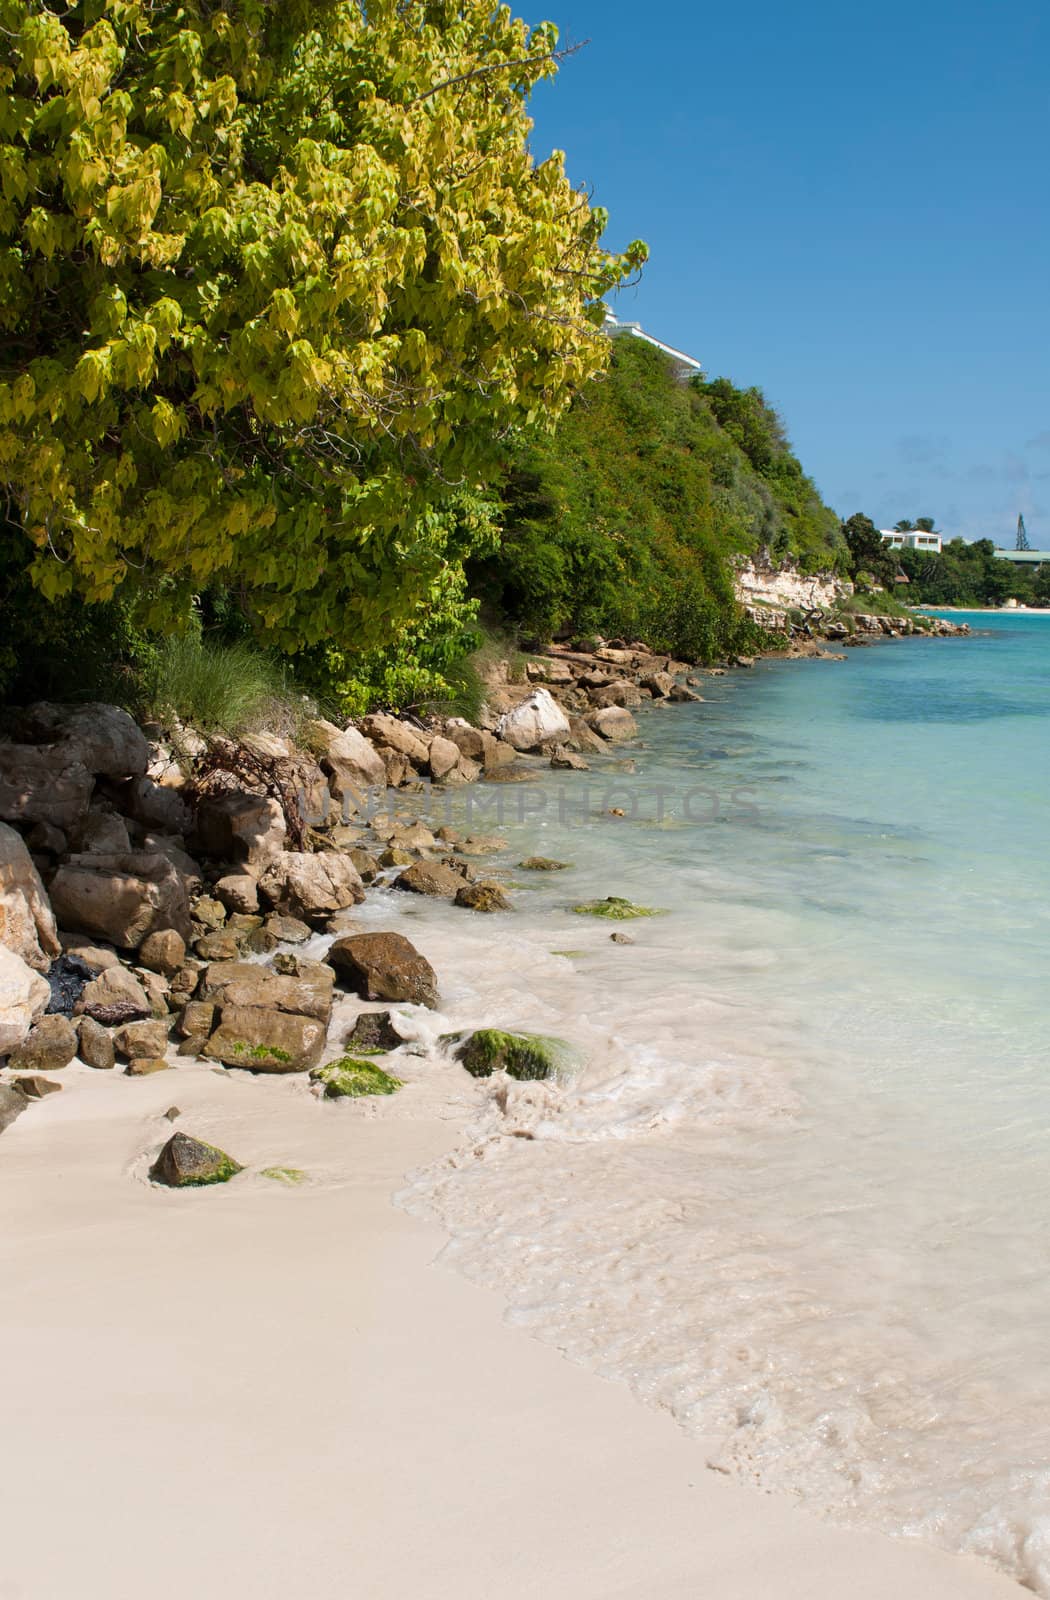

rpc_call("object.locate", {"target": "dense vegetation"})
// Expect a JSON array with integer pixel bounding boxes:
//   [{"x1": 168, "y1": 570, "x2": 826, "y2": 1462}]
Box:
[
  {"x1": 470, "y1": 337, "x2": 844, "y2": 662},
  {"x1": 898, "y1": 539, "x2": 1050, "y2": 607},
  {"x1": 838, "y1": 512, "x2": 1050, "y2": 609},
  {"x1": 0, "y1": 0, "x2": 849, "y2": 722},
  {"x1": 0, "y1": 0, "x2": 640, "y2": 668}
]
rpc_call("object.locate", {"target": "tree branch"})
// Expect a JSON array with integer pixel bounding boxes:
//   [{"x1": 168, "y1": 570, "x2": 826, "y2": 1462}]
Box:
[{"x1": 409, "y1": 41, "x2": 588, "y2": 106}]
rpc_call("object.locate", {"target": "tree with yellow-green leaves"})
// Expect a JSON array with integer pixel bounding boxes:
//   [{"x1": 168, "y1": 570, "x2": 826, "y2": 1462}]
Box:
[{"x1": 0, "y1": 0, "x2": 645, "y2": 653}]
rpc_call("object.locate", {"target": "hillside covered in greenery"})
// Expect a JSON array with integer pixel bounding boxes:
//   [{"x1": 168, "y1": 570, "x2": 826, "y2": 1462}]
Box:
[{"x1": 471, "y1": 337, "x2": 845, "y2": 663}]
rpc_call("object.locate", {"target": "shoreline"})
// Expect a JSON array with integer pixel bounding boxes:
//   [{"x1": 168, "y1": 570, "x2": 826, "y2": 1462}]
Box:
[
  {"x1": 1, "y1": 620, "x2": 1017, "y2": 1599},
  {"x1": 918, "y1": 604, "x2": 1050, "y2": 614},
  {"x1": 0, "y1": 1054, "x2": 1021, "y2": 1600}
]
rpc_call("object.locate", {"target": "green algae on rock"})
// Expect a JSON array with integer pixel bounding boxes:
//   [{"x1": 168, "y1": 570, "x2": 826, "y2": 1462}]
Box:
[
  {"x1": 446, "y1": 1028, "x2": 568, "y2": 1083},
  {"x1": 571, "y1": 896, "x2": 662, "y2": 920},
  {"x1": 519, "y1": 857, "x2": 572, "y2": 871},
  {"x1": 261, "y1": 1166, "x2": 307, "y2": 1186},
  {"x1": 150, "y1": 1132, "x2": 242, "y2": 1188},
  {"x1": 454, "y1": 880, "x2": 511, "y2": 912},
  {"x1": 310, "y1": 1057, "x2": 404, "y2": 1099}
]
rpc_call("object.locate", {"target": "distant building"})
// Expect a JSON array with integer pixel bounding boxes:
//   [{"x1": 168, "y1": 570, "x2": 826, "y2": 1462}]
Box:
[
  {"x1": 603, "y1": 309, "x2": 704, "y2": 380},
  {"x1": 993, "y1": 547, "x2": 1049, "y2": 568},
  {"x1": 880, "y1": 529, "x2": 943, "y2": 553}
]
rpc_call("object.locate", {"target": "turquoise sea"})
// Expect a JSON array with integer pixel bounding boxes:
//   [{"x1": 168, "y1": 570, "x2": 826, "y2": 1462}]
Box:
[{"x1": 389, "y1": 613, "x2": 1050, "y2": 1591}]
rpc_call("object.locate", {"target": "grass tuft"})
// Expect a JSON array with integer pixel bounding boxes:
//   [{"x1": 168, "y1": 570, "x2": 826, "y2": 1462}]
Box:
[{"x1": 141, "y1": 633, "x2": 306, "y2": 738}]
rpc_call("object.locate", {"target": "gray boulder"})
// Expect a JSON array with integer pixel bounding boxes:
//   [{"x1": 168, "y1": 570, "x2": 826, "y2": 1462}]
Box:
[
  {"x1": 49, "y1": 850, "x2": 192, "y2": 950},
  {"x1": 585, "y1": 706, "x2": 639, "y2": 742},
  {"x1": 427, "y1": 735, "x2": 461, "y2": 781},
  {"x1": 0, "y1": 1083, "x2": 28, "y2": 1135},
  {"x1": 0, "y1": 945, "x2": 51, "y2": 1056},
  {"x1": 198, "y1": 959, "x2": 334, "y2": 1025},
  {"x1": 496, "y1": 688, "x2": 571, "y2": 752},
  {"x1": 21, "y1": 702, "x2": 150, "y2": 779},
  {"x1": 113, "y1": 1019, "x2": 170, "y2": 1060},
  {"x1": 124, "y1": 776, "x2": 192, "y2": 835},
  {"x1": 550, "y1": 745, "x2": 589, "y2": 771},
  {"x1": 0, "y1": 821, "x2": 61, "y2": 972},
  {"x1": 138, "y1": 928, "x2": 187, "y2": 977},
  {"x1": 193, "y1": 790, "x2": 287, "y2": 872},
  {"x1": 78, "y1": 964, "x2": 152, "y2": 1025},
  {"x1": 12, "y1": 1074, "x2": 62, "y2": 1099},
  {"x1": 0, "y1": 743, "x2": 94, "y2": 831},
  {"x1": 203, "y1": 1003, "x2": 326, "y2": 1072},
  {"x1": 77, "y1": 1016, "x2": 116, "y2": 1070},
  {"x1": 567, "y1": 717, "x2": 606, "y2": 755},
  {"x1": 442, "y1": 721, "x2": 486, "y2": 761},
  {"x1": 388, "y1": 820, "x2": 437, "y2": 852},
  {"x1": 588, "y1": 679, "x2": 643, "y2": 709},
  {"x1": 309, "y1": 720, "x2": 386, "y2": 799},
  {"x1": 257, "y1": 850, "x2": 364, "y2": 924},
  {"x1": 360, "y1": 713, "x2": 429, "y2": 766},
  {"x1": 392, "y1": 860, "x2": 463, "y2": 899},
  {"x1": 343, "y1": 1010, "x2": 406, "y2": 1055},
  {"x1": 59, "y1": 934, "x2": 120, "y2": 970},
  {"x1": 176, "y1": 1000, "x2": 215, "y2": 1043},
  {"x1": 71, "y1": 809, "x2": 131, "y2": 854},
  {"x1": 193, "y1": 931, "x2": 241, "y2": 963},
  {"x1": 25, "y1": 821, "x2": 67, "y2": 856},
  {"x1": 264, "y1": 914, "x2": 311, "y2": 944},
  {"x1": 640, "y1": 669, "x2": 674, "y2": 698},
  {"x1": 8, "y1": 1014, "x2": 78, "y2": 1073},
  {"x1": 214, "y1": 874, "x2": 259, "y2": 914}
]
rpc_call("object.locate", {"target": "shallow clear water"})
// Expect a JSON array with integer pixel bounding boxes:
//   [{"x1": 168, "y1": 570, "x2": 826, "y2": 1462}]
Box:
[{"x1": 389, "y1": 616, "x2": 1050, "y2": 1592}]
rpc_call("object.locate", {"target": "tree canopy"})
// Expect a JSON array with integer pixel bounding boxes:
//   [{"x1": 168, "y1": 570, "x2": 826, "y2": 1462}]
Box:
[
  {"x1": 841, "y1": 512, "x2": 897, "y2": 586},
  {"x1": 898, "y1": 537, "x2": 1050, "y2": 606},
  {"x1": 0, "y1": 0, "x2": 645, "y2": 649}
]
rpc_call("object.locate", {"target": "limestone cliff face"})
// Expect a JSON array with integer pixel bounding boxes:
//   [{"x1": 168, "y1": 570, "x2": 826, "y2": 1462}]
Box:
[{"x1": 733, "y1": 556, "x2": 853, "y2": 615}]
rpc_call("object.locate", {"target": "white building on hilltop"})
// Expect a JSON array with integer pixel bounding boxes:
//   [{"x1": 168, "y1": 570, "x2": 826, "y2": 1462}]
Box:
[
  {"x1": 880, "y1": 529, "x2": 943, "y2": 553},
  {"x1": 603, "y1": 309, "x2": 704, "y2": 380}
]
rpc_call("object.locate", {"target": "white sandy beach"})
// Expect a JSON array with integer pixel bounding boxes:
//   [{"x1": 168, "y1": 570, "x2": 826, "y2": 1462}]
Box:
[{"x1": 0, "y1": 1059, "x2": 1022, "y2": 1600}]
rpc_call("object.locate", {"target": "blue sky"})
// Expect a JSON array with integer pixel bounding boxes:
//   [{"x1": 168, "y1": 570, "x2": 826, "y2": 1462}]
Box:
[{"x1": 527, "y1": 0, "x2": 1050, "y2": 544}]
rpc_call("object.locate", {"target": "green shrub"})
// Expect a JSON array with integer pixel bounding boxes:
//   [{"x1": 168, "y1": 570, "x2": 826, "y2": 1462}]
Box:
[{"x1": 835, "y1": 592, "x2": 914, "y2": 619}]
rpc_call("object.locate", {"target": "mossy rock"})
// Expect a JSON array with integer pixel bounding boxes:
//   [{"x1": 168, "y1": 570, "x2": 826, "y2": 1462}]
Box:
[
  {"x1": 444, "y1": 1028, "x2": 568, "y2": 1083},
  {"x1": 261, "y1": 1166, "x2": 307, "y2": 1186},
  {"x1": 310, "y1": 1057, "x2": 404, "y2": 1099},
  {"x1": 150, "y1": 1132, "x2": 242, "y2": 1188},
  {"x1": 454, "y1": 880, "x2": 511, "y2": 912},
  {"x1": 519, "y1": 857, "x2": 572, "y2": 871},
  {"x1": 571, "y1": 896, "x2": 661, "y2": 920}
]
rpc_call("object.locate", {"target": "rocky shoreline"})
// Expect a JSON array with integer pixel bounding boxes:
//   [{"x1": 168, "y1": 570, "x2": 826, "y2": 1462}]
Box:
[{"x1": 0, "y1": 615, "x2": 969, "y2": 1173}]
